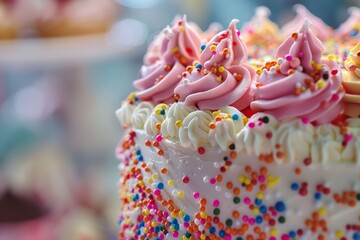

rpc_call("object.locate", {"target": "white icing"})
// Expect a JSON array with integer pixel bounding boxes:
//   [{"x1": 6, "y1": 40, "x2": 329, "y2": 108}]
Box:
[
  {"x1": 274, "y1": 119, "x2": 314, "y2": 163},
  {"x1": 179, "y1": 110, "x2": 213, "y2": 149},
  {"x1": 311, "y1": 124, "x2": 343, "y2": 163},
  {"x1": 236, "y1": 113, "x2": 279, "y2": 156},
  {"x1": 208, "y1": 107, "x2": 245, "y2": 151},
  {"x1": 143, "y1": 104, "x2": 168, "y2": 136},
  {"x1": 131, "y1": 102, "x2": 154, "y2": 130},
  {"x1": 116, "y1": 101, "x2": 136, "y2": 128},
  {"x1": 161, "y1": 102, "x2": 196, "y2": 141}
]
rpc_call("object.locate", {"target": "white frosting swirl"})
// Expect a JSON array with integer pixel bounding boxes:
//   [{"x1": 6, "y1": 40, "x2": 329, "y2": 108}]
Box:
[
  {"x1": 236, "y1": 113, "x2": 279, "y2": 156},
  {"x1": 311, "y1": 124, "x2": 343, "y2": 163},
  {"x1": 342, "y1": 118, "x2": 360, "y2": 163},
  {"x1": 131, "y1": 102, "x2": 154, "y2": 130},
  {"x1": 208, "y1": 107, "x2": 245, "y2": 151},
  {"x1": 161, "y1": 102, "x2": 196, "y2": 141},
  {"x1": 274, "y1": 119, "x2": 314, "y2": 163},
  {"x1": 144, "y1": 104, "x2": 168, "y2": 136},
  {"x1": 116, "y1": 101, "x2": 136, "y2": 128},
  {"x1": 179, "y1": 110, "x2": 213, "y2": 149}
]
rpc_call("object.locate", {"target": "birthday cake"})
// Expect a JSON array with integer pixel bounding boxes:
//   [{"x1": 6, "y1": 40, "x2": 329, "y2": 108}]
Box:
[{"x1": 116, "y1": 6, "x2": 360, "y2": 240}]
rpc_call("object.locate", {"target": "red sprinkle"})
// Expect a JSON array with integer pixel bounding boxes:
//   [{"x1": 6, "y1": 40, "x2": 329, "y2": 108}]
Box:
[
  {"x1": 331, "y1": 69, "x2": 338, "y2": 75},
  {"x1": 182, "y1": 176, "x2": 189, "y2": 184},
  {"x1": 198, "y1": 147, "x2": 205, "y2": 154}
]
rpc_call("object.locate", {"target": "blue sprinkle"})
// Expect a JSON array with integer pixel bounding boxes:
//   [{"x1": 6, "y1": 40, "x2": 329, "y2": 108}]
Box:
[
  {"x1": 255, "y1": 216, "x2": 263, "y2": 224},
  {"x1": 154, "y1": 226, "x2": 160, "y2": 233},
  {"x1": 291, "y1": 183, "x2": 299, "y2": 191},
  {"x1": 183, "y1": 214, "x2": 190, "y2": 222},
  {"x1": 289, "y1": 231, "x2": 296, "y2": 238},
  {"x1": 195, "y1": 63, "x2": 202, "y2": 69},
  {"x1": 155, "y1": 238, "x2": 160, "y2": 240},
  {"x1": 173, "y1": 223, "x2": 180, "y2": 231},
  {"x1": 255, "y1": 198, "x2": 262, "y2": 206},
  {"x1": 314, "y1": 192, "x2": 322, "y2": 200},
  {"x1": 138, "y1": 155, "x2": 143, "y2": 161},
  {"x1": 219, "y1": 230, "x2": 226, "y2": 237},
  {"x1": 160, "y1": 109, "x2": 166, "y2": 115},
  {"x1": 157, "y1": 182, "x2": 164, "y2": 190},
  {"x1": 185, "y1": 232, "x2": 191, "y2": 238},
  {"x1": 209, "y1": 227, "x2": 216, "y2": 234},
  {"x1": 353, "y1": 232, "x2": 360, "y2": 240},
  {"x1": 236, "y1": 238, "x2": 244, "y2": 240},
  {"x1": 232, "y1": 114, "x2": 239, "y2": 120},
  {"x1": 275, "y1": 201, "x2": 286, "y2": 212},
  {"x1": 136, "y1": 149, "x2": 141, "y2": 155},
  {"x1": 134, "y1": 96, "x2": 139, "y2": 102},
  {"x1": 200, "y1": 44, "x2": 206, "y2": 51},
  {"x1": 172, "y1": 218, "x2": 178, "y2": 224},
  {"x1": 350, "y1": 30, "x2": 359, "y2": 37},
  {"x1": 260, "y1": 205, "x2": 267, "y2": 214}
]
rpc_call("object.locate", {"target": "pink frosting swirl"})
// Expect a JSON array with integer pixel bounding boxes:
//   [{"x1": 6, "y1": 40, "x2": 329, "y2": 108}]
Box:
[
  {"x1": 174, "y1": 19, "x2": 255, "y2": 111},
  {"x1": 133, "y1": 16, "x2": 203, "y2": 103},
  {"x1": 251, "y1": 20, "x2": 344, "y2": 124}
]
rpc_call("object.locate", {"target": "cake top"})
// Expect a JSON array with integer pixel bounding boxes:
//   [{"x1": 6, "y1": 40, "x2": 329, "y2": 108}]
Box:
[{"x1": 117, "y1": 8, "x2": 360, "y2": 164}]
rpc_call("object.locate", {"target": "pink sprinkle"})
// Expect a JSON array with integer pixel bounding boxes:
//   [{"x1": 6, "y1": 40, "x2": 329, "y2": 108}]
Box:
[
  {"x1": 248, "y1": 122, "x2": 255, "y2": 128},
  {"x1": 237, "y1": 30, "x2": 241, "y2": 36},
  {"x1": 285, "y1": 54, "x2": 292, "y2": 61},
  {"x1": 163, "y1": 212, "x2": 169, "y2": 218},
  {"x1": 299, "y1": 52, "x2": 304, "y2": 57},
  {"x1": 225, "y1": 234, "x2": 231, "y2": 240},
  {"x1": 193, "y1": 192, "x2": 200, "y2": 199},
  {"x1": 183, "y1": 222, "x2": 189, "y2": 228},
  {"x1": 271, "y1": 211, "x2": 278, "y2": 217},
  {"x1": 249, "y1": 218, "x2": 255, "y2": 225},
  {"x1": 172, "y1": 231, "x2": 178, "y2": 238},
  {"x1": 213, "y1": 199, "x2": 220, "y2": 207},
  {"x1": 196, "y1": 232, "x2": 201, "y2": 238},
  {"x1": 301, "y1": 117, "x2": 309, "y2": 124},
  {"x1": 258, "y1": 175, "x2": 266, "y2": 182},
  {"x1": 332, "y1": 94, "x2": 339, "y2": 101},
  {"x1": 159, "y1": 235, "x2": 164, "y2": 240},
  {"x1": 212, "y1": 50, "x2": 217, "y2": 55},
  {"x1": 210, "y1": 178, "x2": 216, "y2": 184},
  {"x1": 270, "y1": 237, "x2": 277, "y2": 240},
  {"x1": 345, "y1": 134, "x2": 353, "y2": 142},
  {"x1": 258, "y1": 121, "x2": 263, "y2": 127},
  {"x1": 149, "y1": 227, "x2": 154, "y2": 233},
  {"x1": 244, "y1": 197, "x2": 251, "y2": 204},
  {"x1": 281, "y1": 234, "x2": 290, "y2": 240},
  {"x1": 157, "y1": 217, "x2": 162, "y2": 221},
  {"x1": 156, "y1": 134, "x2": 163, "y2": 142},
  {"x1": 242, "y1": 215, "x2": 249, "y2": 222},
  {"x1": 200, "y1": 218, "x2": 206, "y2": 224}
]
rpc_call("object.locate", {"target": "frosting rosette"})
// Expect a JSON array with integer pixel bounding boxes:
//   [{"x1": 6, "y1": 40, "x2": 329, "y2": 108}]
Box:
[
  {"x1": 281, "y1": 4, "x2": 333, "y2": 41},
  {"x1": 335, "y1": 7, "x2": 360, "y2": 44},
  {"x1": 343, "y1": 43, "x2": 360, "y2": 117},
  {"x1": 134, "y1": 16, "x2": 203, "y2": 103},
  {"x1": 174, "y1": 19, "x2": 256, "y2": 111},
  {"x1": 242, "y1": 6, "x2": 281, "y2": 47},
  {"x1": 251, "y1": 20, "x2": 344, "y2": 124}
]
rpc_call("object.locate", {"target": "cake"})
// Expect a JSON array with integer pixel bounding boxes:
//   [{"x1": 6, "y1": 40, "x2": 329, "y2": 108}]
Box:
[{"x1": 116, "y1": 8, "x2": 360, "y2": 240}]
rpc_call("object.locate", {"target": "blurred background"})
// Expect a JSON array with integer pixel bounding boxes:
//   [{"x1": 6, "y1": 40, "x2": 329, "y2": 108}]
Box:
[{"x1": 0, "y1": 0, "x2": 359, "y2": 239}]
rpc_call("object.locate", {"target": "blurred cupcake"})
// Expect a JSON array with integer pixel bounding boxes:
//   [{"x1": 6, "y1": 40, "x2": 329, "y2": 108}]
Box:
[
  {"x1": 37, "y1": 0, "x2": 117, "y2": 38},
  {"x1": 0, "y1": 0, "x2": 19, "y2": 39},
  {"x1": 336, "y1": 7, "x2": 360, "y2": 45}
]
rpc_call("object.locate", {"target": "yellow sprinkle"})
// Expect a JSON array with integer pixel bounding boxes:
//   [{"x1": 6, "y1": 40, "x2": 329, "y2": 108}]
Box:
[
  {"x1": 143, "y1": 228, "x2": 149, "y2": 233},
  {"x1": 182, "y1": 236, "x2": 189, "y2": 240},
  {"x1": 335, "y1": 230, "x2": 343, "y2": 238},
  {"x1": 238, "y1": 175, "x2": 245, "y2": 183},
  {"x1": 175, "y1": 120, "x2": 182, "y2": 127},
  {"x1": 160, "y1": 104, "x2": 167, "y2": 110},
  {"x1": 253, "y1": 208, "x2": 260, "y2": 215},
  {"x1": 270, "y1": 229, "x2": 277, "y2": 236},
  {"x1": 315, "y1": 63, "x2": 322, "y2": 70},
  {"x1": 200, "y1": 234, "x2": 206, "y2": 240},
  {"x1": 151, "y1": 221, "x2": 158, "y2": 227},
  {"x1": 144, "y1": 209, "x2": 150, "y2": 215},
  {"x1": 328, "y1": 54, "x2": 335, "y2": 61},
  {"x1": 216, "y1": 76, "x2": 222, "y2": 82},
  {"x1": 179, "y1": 210, "x2": 185, "y2": 218},
  {"x1": 152, "y1": 173, "x2": 158, "y2": 179},
  {"x1": 244, "y1": 178, "x2": 251, "y2": 185},
  {"x1": 212, "y1": 110, "x2": 220, "y2": 117},
  {"x1": 138, "y1": 181, "x2": 144, "y2": 186},
  {"x1": 200, "y1": 211, "x2": 207, "y2": 218},
  {"x1": 319, "y1": 207, "x2": 327, "y2": 216},
  {"x1": 257, "y1": 193, "x2": 264, "y2": 199},
  {"x1": 147, "y1": 178, "x2": 153, "y2": 184},
  {"x1": 168, "y1": 180, "x2": 174, "y2": 187},
  {"x1": 171, "y1": 212, "x2": 177, "y2": 218},
  {"x1": 243, "y1": 116, "x2": 248, "y2": 125},
  {"x1": 256, "y1": 69, "x2": 263, "y2": 75},
  {"x1": 172, "y1": 47, "x2": 179, "y2": 53},
  {"x1": 155, "y1": 108, "x2": 161, "y2": 115},
  {"x1": 178, "y1": 191, "x2": 185, "y2": 198},
  {"x1": 218, "y1": 66, "x2": 225, "y2": 73},
  {"x1": 210, "y1": 45, "x2": 217, "y2": 51},
  {"x1": 179, "y1": 26, "x2": 185, "y2": 31},
  {"x1": 317, "y1": 80, "x2": 325, "y2": 88},
  {"x1": 169, "y1": 226, "x2": 175, "y2": 232}
]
